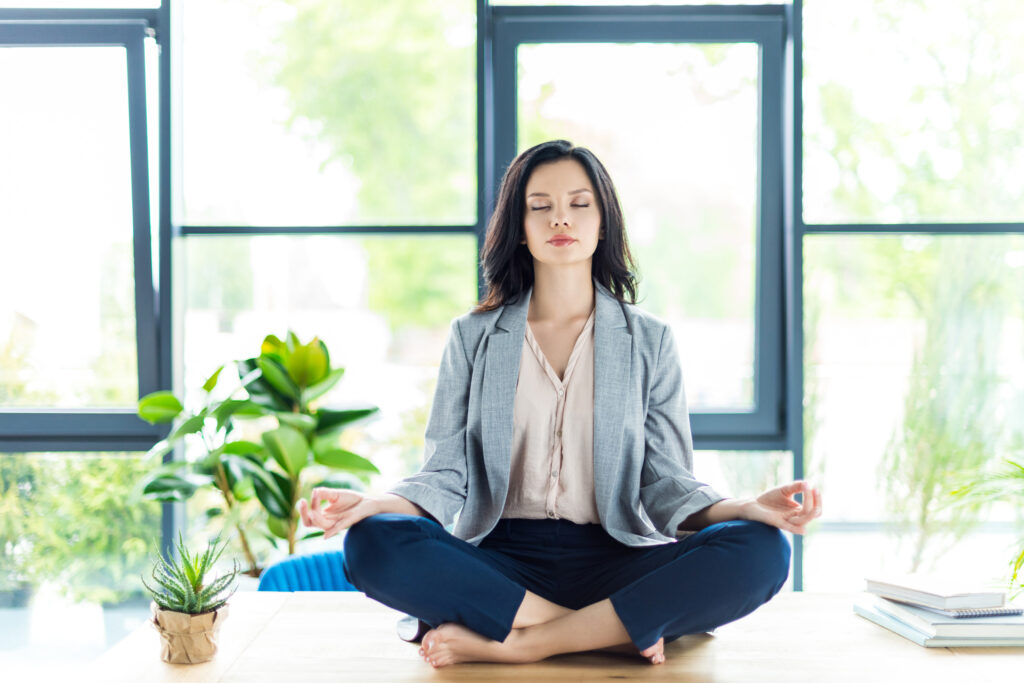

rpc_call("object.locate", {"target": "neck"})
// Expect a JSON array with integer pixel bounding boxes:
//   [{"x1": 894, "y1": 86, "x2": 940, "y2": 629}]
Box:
[{"x1": 528, "y1": 263, "x2": 595, "y2": 323}]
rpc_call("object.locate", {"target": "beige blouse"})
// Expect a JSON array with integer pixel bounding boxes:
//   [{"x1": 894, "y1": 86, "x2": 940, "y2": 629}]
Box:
[{"x1": 501, "y1": 307, "x2": 600, "y2": 524}]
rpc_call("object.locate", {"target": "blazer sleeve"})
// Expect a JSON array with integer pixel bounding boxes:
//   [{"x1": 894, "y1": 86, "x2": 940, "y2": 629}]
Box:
[
  {"x1": 639, "y1": 324, "x2": 727, "y2": 538},
  {"x1": 385, "y1": 317, "x2": 471, "y2": 527}
]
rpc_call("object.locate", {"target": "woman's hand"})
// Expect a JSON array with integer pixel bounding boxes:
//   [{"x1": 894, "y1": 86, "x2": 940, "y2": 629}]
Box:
[
  {"x1": 740, "y1": 481, "x2": 822, "y2": 535},
  {"x1": 297, "y1": 487, "x2": 380, "y2": 540}
]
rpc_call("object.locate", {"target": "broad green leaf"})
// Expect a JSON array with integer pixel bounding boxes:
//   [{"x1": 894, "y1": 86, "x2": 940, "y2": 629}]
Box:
[
  {"x1": 303, "y1": 367, "x2": 345, "y2": 404},
  {"x1": 286, "y1": 330, "x2": 301, "y2": 353},
  {"x1": 274, "y1": 411, "x2": 317, "y2": 433},
  {"x1": 169, "y1": 412, "x2": 207, "y2": 442},
  {"x1": 313, "y1": 448, "x2": 380, "y2": 474},
  {"x1": 214, "y1": 399, "x2": 266, "y2": 432},
  {"x1": 138, "y1": 391, "x2": 183, "y2": 424},
  {"x1": 301, "y1": 530, "x2": 325, "y2": 540},
  {"x1": 250, "y1": 472, "x2": 289, "y2": 519},
  {"x1": 202, "y1": 365, "x2": 225, "y2": 393},
  {"x1": 269, "y1": 470, "x2": 295, "y2": 509},
  {"x1": 316, "y1": 339, "x2": 330, "y2": 373},
  {"x1": 141, "y1": 473, "x2": 211, "y2": 501},
  {"x1": 310, "y1": 472, "x2": 365, "y2": 493},
  {"x1": 267, "y1": 515, "x2": 290, "y2": 539},
  {"x1": 237, "y1": 358, "x2": 291, "y2": 411},
  {"x1": 315, "y1": 406, "x2": 379, "y2": 436},
  {"x1": 222, "y1": 440, "x2": 264, "y2": 455},
  {"x1": 257, "y1": 356, "x2": 300, "y2": 401},
  {"x1": 231, "y1": 477, "x2": 255, "y2": 502},
  {"x1": 262, "y1": 425, "x2": 310, "y2": 477},
  {"x1": 286, "y1": 337, "x2": 329, "y2": 387},
  {"x1": 261, "y1": 334, "x2": 286, "y2": 356}
]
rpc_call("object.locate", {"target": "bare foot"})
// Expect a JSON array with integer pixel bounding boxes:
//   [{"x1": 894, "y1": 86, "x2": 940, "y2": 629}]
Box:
[
  {"x1": 598, "y1": 636, "x2": 665, "y2": 664},
  {"x1": 418, "y1": 623, "x2": 535, "y2": 668}
]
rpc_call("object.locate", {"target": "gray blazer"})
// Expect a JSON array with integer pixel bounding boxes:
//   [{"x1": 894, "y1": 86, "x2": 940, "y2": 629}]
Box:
[{"x1": 387, "y1": 277, "x2": 725, "y2": 547}]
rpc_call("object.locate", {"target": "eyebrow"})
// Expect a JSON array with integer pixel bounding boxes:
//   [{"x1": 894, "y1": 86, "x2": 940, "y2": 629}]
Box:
[{"x1": 526, "y1": 188, "x2": 593, "y2": 198}]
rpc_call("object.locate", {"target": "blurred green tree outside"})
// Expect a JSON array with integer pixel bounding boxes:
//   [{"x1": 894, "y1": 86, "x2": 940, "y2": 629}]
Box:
[{"x1": 804, "y1": 0, "x2": 1024, "y2": 572}]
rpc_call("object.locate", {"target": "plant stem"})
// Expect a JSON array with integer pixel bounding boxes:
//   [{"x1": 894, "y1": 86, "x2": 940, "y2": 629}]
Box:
[
  {"x1": 202, "y1": 427, "x2": 261, "y2": 576},
  {"x1": 213, "y1": 461, "x2": 260, "y2": 575}
]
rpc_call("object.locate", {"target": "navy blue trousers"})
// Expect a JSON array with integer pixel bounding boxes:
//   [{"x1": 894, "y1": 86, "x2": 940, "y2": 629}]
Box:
[{"x1": 342, "y1": 514, "x2": 790, "y2": 651}]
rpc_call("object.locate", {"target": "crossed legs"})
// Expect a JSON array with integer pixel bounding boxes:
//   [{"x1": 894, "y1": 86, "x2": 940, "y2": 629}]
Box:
[{"x1": 343, "y1": 514, "x2": 789, "y2": 668}]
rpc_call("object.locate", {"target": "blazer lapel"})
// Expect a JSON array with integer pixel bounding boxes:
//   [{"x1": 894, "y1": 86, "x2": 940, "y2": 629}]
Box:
[
  {"x1": 480, "y1": 286, "x2": 531, "y2": 507},
  {"x1": 592, "y1": 280, "x2": 632, "y2": 523}
]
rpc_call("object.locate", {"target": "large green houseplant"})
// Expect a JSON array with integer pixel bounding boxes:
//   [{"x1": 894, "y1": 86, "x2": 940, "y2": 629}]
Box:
[
  {"x1": 951, "y1": 456, "x2": 1024, "y2": 598},
  {"x1": 136, "y1": 331, "x2": 380, "y2": 576}
]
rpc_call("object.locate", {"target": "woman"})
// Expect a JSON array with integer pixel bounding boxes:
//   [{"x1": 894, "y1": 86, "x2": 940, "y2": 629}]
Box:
[{"x1": 298, "y1": 140, "x2": 822, "y2": 668}]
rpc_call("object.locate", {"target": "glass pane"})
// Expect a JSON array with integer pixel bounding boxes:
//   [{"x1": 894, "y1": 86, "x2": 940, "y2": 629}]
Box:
[
  {"x1": 804, "y1": 0, "x2": 1024, "y2": 223},
  {"x1": 518, "y1": 42, "x2": 759, "y2": 410},
  {"x1": 697, "y1": 450, "x2": 794, "y2": 591},
  {"x1": 0, "y1": 1, "x2": 157, "y2": 6},
  {"x1": 0, "y1": 47, "x2": 139, "y2": 408},
  {"x1": 0, "y1": 452, "x2": 160, "y2": 678},
  {"x1": 180, "y1": 234, "x2": 478, "y2": 566},
  {"x1": 181, "y1": 0, "x2": 476, "y2": 226},
  {"x1": 697, "y1": 451, "x2": 793, "y2": 500},
  {"x1": 803, "y1": 235, "x2": 1024, "y2": 591},
  {"x1": 494, "y1": 1, "x2": 776, "y2": 5}
]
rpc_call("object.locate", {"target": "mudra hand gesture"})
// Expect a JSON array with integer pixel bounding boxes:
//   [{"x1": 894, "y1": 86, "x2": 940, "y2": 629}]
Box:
[
  {"x1": 741, "y1": 481, "x2": 822, "y2": 535},
  {"x1": 298, "y1": 487, "x2": 378, "y2": 540}
]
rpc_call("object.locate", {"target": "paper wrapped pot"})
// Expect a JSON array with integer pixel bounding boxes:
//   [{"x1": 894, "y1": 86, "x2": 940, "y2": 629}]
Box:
[{"x1": 150, "y1": 602, "x2": 230, "y2": 664}]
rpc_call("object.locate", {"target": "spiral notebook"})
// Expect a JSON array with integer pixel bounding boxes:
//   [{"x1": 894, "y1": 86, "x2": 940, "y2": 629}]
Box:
[
  {"x1": 891, "y1": 600, "x2": 1024, "y2": 619},
  {"x1": 863, "y1": 594, "x2": 1024, "y2": 639}
]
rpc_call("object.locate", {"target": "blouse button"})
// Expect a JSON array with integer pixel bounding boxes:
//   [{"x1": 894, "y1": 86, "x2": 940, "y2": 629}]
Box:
[
  {"x1": 557, "y1": 388, "x2": 564, "y2": 396},
  {"x1": 547, "y1": 510, "x2": 556, "y2": 518},
  {"x1": 556, "y1": 430, "x2": 562, "y2": 437}
]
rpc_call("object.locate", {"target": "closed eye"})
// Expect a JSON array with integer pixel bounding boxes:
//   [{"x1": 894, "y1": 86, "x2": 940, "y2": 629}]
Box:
[{"x1": 529, "y1": 204, "x2": 590, "y2": 210}]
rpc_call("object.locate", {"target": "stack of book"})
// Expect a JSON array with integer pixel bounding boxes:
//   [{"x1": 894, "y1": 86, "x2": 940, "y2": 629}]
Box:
[{"x1": 854, "y1": 576, "x2": 1024, "y2": 647}]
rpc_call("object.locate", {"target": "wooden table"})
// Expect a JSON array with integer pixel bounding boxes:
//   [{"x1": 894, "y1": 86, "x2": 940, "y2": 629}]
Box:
[{"x1": 91, "y1": 592, "x2": 1023, "y2": 682}]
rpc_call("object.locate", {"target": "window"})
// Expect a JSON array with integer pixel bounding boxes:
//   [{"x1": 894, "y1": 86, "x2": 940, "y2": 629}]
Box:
[{"x1": 492, "y1": 3, "x2": 786, "y2": 440}]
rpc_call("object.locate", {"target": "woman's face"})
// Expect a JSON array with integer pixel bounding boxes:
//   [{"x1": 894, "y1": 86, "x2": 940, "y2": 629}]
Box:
[{"x1": 520, "y1": 158, "x2": 604, "y2": 269}]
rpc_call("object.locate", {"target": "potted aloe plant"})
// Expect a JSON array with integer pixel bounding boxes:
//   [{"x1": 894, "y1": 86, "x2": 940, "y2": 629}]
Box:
[
  {"x1": 136, "y1": 331, "x2": 380, "y2": 577},
  {"x1": 142, "y1": 533, "x2": 238, "y2": 664}
]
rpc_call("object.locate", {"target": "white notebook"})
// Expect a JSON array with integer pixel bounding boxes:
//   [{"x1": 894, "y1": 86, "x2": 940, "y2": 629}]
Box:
[
  {"x1": 865, "y1": 575, "x2": 1005, "y2": 610},
  {"x1": 866, "y1": 594, "x2": 1024, "y2": 638}
]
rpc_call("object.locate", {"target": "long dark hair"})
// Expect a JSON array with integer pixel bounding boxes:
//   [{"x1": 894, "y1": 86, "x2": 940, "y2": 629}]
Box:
[{"x1": 472, "y1": 140, "x2": 639, "y2": 313}]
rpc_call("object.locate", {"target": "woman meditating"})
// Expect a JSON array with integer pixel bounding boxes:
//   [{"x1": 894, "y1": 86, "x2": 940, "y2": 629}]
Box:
[{"x1": 298, "y1": 139, "x2": 822, "y2": 668}]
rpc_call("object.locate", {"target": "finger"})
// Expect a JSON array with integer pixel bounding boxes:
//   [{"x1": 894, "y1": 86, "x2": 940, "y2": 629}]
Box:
[
  {"x1": 323, "y1": 515, "x2": 353, "y2": 540},
  {"x1": 778, "y1": 480, "x2": 806, "y2": 498},
  {"x1": 307, "y1": 500, "x2": 337, "y2": 530},
  {"x1": 298, "y1": 499, "x2": 309, "y2": 526},
  {"x1": 784, "y1": 505, "x2": 814, "y2": 526}
]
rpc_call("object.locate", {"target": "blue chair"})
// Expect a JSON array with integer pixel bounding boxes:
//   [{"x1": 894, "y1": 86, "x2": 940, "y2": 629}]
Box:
[
  {"x1": 257, "y1": 549, "x2": 431, "y2": 642},
  {"x1": 257, "y1": 550, "x2": 357, "y2": 592}
]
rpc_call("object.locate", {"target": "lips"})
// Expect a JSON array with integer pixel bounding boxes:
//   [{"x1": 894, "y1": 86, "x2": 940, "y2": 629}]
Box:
[{"x1": 548, "y1": 235, "x2": 576, "y2": 246}]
